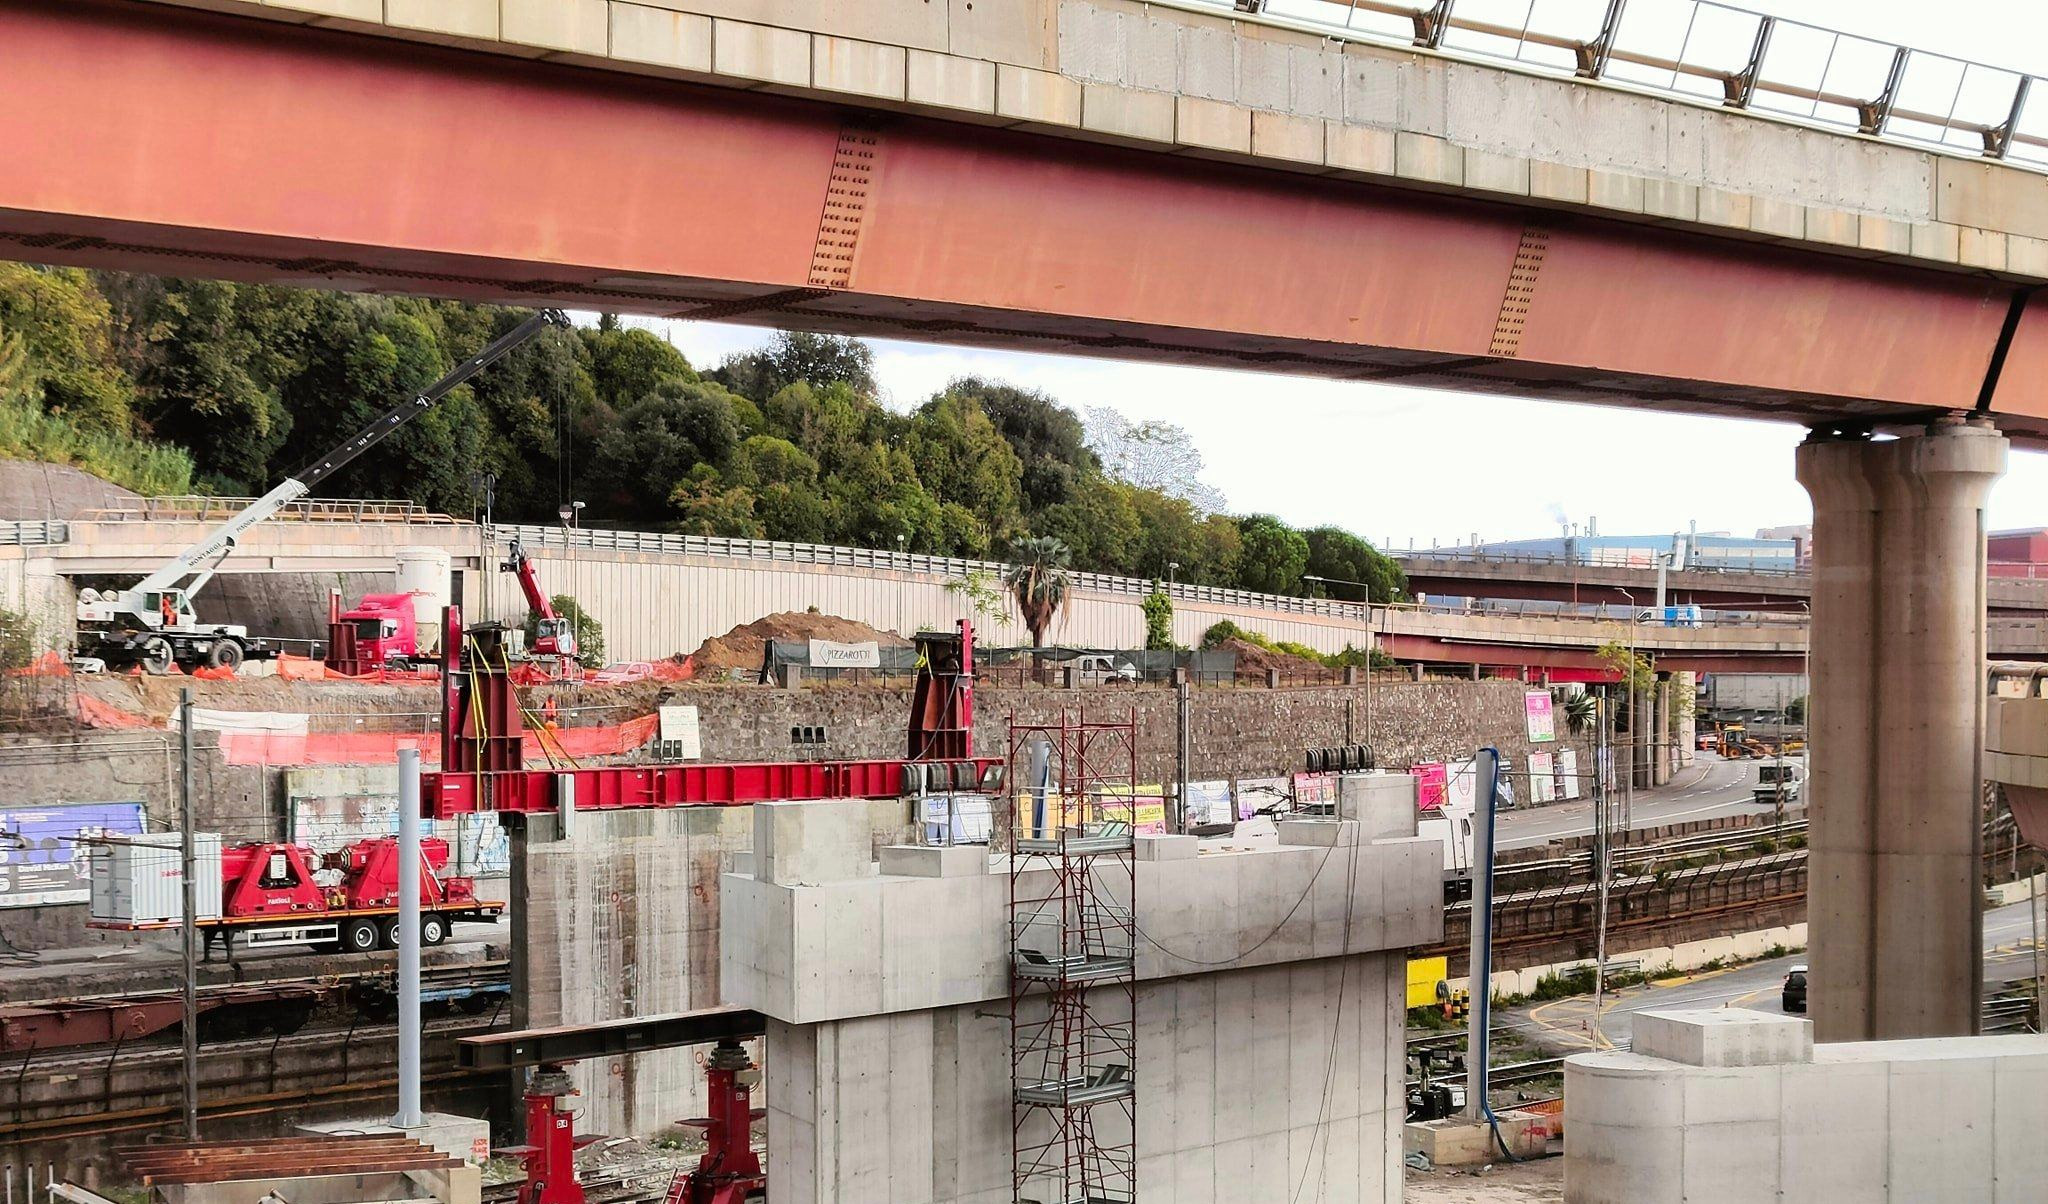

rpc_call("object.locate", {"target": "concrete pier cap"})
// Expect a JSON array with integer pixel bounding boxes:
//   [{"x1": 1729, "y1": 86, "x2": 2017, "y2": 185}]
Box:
[
  {"x1": 719, "y1": 777, "x2": 1443, "y2": 1202},
  {"x1": 1795, "y1": 415, "x2": 2007, "y2": 1042}
]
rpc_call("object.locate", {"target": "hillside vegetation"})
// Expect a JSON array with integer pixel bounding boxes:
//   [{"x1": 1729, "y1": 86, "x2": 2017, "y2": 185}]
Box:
[{"x1": 0, "y1": 264, "x2": 1404, "y2": 601}]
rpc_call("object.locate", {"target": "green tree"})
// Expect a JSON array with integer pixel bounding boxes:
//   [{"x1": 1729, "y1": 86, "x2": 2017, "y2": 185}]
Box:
[
  {"x1": 583, "y1": 323, "x2": 696, "y2": 411},
  {"x1": 903, "y1": 391, "x2": 1024, "y2": 547},
  {"x1": 714, "y1": 331, "x2": 876, "y2": 400},
  {"x1": 1142, "y1": 589, "x2": 1174, "y2": 651},
  {"x1": 943, "y1": 377, "x2": 1095, "y2": 514},
  {"x1": 669, "y1": 467, "x2": 764, "y2": 537},
  {"x1": 0, "y1": 264, "x2": 135, "y2": 435},
  {"x1": 1036, "y1": 474, "x2": 1140, "y2": 573},
  {"x1": 945, "y1": 570, "x2": 1008, "y2": 626},
  {"x1": 589, "y1": 379, "x2": 743, "y2": 521},
  {"x1": 1005, "y1": 536, "x2": 1073, "y2": 649},
  {"x1": 1302, "y1": 526, "x2": 1408, "y2": 603},
  {"x1": 1234, "y1": 514, "x2": 1309, "y2": 594}
]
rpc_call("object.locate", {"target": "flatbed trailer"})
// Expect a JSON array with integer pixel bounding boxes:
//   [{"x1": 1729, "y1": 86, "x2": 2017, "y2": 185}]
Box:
[{"x1": 92, "y1": 900, "x2": 505, "y2": 960}]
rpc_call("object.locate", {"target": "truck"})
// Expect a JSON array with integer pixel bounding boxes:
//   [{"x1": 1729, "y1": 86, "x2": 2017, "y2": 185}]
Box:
[
  {"x1": 74, "y1": 314, "x2": 547, "y2": 673},
  {"x1": 90, "y1": 831, "x2": 504, "y2": 958},
  {"x1": 1754, "y1": 762, "x2": 1803, "y2": 807},
  {"x1": 328, "y1": 591, "x2": 433, "y2": 673}
]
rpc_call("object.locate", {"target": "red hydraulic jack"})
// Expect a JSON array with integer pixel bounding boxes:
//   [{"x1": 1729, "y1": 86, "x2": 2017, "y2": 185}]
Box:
[
  {"x1": 504, "y1": 1064, "x2": 602, "y2": 1204},
  {"x1": 665, "y1": 1039, "x2": 765, "y2": 1204}
]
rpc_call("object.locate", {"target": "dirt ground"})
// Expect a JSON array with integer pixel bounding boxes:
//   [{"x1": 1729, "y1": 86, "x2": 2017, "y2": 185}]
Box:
[
  {"x1": 1406, "y1": 1157, "x2": 1565, "y2": 1202},
  {"x1": 687, "y1": 610, "x2": 909, "y2": 674}
]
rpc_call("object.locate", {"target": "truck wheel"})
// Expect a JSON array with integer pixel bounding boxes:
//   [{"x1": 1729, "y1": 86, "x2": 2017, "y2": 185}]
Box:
[
  {"x1": 140, "y1": 637, "x2": 173, "y2": 675},
  {"x1": 421, "y1": 913, "x2": 449, "y2": 947},
  {"x1": 207, "y1": 639, "x2": 244, "y2": 671},
  {"x1": 343, "y1": 917, "x2": 381, "y2": 953},
  {"x1": 379, "y1": 917, "x2": 402, "y2": 949}
]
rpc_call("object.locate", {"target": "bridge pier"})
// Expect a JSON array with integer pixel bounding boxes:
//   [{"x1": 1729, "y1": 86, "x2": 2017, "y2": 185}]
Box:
[{"x1": 1796, "y1": 416, "x2": 2005, "y2": 1041}]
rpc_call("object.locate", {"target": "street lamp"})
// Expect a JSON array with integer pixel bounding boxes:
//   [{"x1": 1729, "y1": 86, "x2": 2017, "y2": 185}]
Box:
[
  {"x1": 557, "y1": 500, "x2": 585, "y2": 530},
  {"x1": 1167, "y1": 561, "x2": 1180, "y2": 586}
]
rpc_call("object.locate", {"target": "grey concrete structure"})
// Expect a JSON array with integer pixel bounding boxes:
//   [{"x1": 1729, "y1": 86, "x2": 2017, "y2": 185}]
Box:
[
  {"x1": 1565, "y1": 1009, "x2": 2048, "y2": 1203},
  {"x1": 721, "y1": 791, "x2": 1442, "y2": 1203},
  {"x1": 510, "y1": 800, "x2": 916, "y2": 1134},
  {"x1": 1795, "y1": 417, "x2": 2007, "y2": 1041}
]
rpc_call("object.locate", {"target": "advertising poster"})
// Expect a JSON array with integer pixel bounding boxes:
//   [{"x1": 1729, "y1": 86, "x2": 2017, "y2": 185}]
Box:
[
  {"x1": 1525, "y1": 691, "x2": 1556, "y2": 743},
  {"x1": 286, "y1": 767, "x2": 510, "y2": 876},
  {"x1": 1528, "y1": 752, "x2": 1556, "y2": 803},
  {"x1": 1186, "y1": 781, "x2": 1234, "y2": 827},
  {"x1": 1411, "y1": 762, "x2": 1448, "y2": 812},
  {"x1": 1291, "y1": 773, "x2": 1337, "y2": 813},
  {"x1": 922, "y1": 795, "x2": 994, "y2": 845},
  {"x1": 0, "y1": 802, "x2": 147, "y2": 907},
  {"x1": 1236, "y1": 776, "x2": 1291, "y2": 820},
  {"x1": 1557, "y1": 749, "x2": 1583, "y2": 801},
  {"x1": 1446, "y1": 758, "x2": 1478, "y2": 812}
]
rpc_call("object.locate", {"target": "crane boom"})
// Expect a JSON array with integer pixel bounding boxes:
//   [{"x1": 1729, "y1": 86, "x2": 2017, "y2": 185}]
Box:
[{"x1": 79, "y1": 314, "x2": 551, "y2": 671}]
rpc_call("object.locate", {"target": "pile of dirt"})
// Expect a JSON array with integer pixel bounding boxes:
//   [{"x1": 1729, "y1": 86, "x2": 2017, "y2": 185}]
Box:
[
  {"x1": 1214, "y1": 636, "x2": 1323, "y2": 673},
  {"x1": 687, "y1": 611, "x2": 909, "y2": 674},
  {"x1": 0, "y1": 460, "x2": 140, "y2": 520}
]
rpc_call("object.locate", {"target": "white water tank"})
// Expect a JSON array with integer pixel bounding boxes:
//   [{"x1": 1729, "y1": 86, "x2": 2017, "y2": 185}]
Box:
[{"x1": 395, "y1": 546, "x2": 452, "y2": 653}]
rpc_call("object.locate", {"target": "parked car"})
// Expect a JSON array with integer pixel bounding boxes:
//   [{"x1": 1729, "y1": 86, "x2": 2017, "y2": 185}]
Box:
[
  {"x1": 589, "y1": 661, "x2": 653, "y2": 684},
  {"x1": 1071, "y1": 654, "x2": 1139, "y2": 685},
  {"x1": 1782, "y1": 965, "x2": 1808, "y2": 1013}
]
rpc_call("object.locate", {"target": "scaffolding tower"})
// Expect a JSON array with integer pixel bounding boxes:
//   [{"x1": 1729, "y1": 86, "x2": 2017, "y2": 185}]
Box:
[{"x1": 1008, "y1": 709, "x2": 1139, "y2": 1204}]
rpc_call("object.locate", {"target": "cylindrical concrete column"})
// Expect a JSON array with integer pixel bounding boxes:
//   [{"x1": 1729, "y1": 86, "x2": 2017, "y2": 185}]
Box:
[{"x1": 1796, "y1": 417, "x2": 2005, "y2": 1041}]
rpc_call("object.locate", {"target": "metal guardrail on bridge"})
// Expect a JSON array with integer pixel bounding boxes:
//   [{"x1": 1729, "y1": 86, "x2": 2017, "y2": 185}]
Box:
[
  {"x1": 76, "y1": 497, "x2": 450, "y2": 523},
  {"x1": 1197, "y1": 0, "x2": 2048, "y2": 171}
]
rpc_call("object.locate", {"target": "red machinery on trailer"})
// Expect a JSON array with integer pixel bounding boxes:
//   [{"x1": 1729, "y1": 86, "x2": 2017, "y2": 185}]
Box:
[{"x1": 91, "y1": 833, "x2": 503, "y2": 958}]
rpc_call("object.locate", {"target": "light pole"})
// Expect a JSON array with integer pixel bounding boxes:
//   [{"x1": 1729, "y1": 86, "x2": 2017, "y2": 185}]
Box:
[
  {"x1": 1615, "y1": 586, "x2": 1640, "y2": 839},
  {"x1": 557, "y1": 501, "x2": 583, "y2": 660},
  {"x1": 1166, "y1": 560, "x2": 1179, "y2": 586}
]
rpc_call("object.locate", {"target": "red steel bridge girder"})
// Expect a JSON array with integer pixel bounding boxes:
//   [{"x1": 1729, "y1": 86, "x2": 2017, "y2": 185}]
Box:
[{"x1": 3, "y1": 1, "x2": 2047, "y2": 437}]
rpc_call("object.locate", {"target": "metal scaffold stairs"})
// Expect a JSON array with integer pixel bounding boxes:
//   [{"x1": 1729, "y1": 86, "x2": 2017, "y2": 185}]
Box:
[{"x1": 1008, "y1": 710, "x2": 1139, "y2": 1204}]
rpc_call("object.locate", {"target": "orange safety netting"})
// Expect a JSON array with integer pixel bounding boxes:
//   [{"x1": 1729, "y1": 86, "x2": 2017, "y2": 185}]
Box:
[
  {"x1": 8, "y1": 651, "x2": 72, "y2": 677},
  {"x1": 77, "y1": 694, "x2": 159, "y2": 729},
  {"x1": 211, "y1": 711, "x2": 662, "y2": 766}
]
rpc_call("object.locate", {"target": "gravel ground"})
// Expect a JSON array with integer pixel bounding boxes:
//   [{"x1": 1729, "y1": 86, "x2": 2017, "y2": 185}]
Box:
[{"x1": 1406, "y1": 1156, "x2": 1565, "y2": 1202}]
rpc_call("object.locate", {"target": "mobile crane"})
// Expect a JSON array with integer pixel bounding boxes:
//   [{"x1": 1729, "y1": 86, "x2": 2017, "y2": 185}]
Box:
[
  {"x1": 75, "y1": 315, "x2": 549, "y2": 673},
  {"x1": 501, "y1": 536, "x2": 579, "y2": 677}
]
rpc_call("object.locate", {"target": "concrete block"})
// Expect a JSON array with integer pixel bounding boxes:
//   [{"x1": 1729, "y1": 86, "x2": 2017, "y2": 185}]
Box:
[
  {"x1": 2006, "y1": 233, "x2": 2048, "y2": 279},
  {"x1": 1463, "y1": 149, "x2": 1529, "y2": 197},
  {"x1": 1337, "y1": 772, "x2": 1416, "y2": 838},
  {"x1": 263, "y1": 0, "x2": 380, "y2": 20},
  {"x1": 1340, "y1": 51, "x2": 1401, "y2": 127},
  {"x1": 1937, "y1": 156, "x2": 2048, "y2": 242},
  {"x1": 1177, "y1": 95, "x2": 1250, "y2": 154},
  {"x1": 812, "y1": 35, "x2": 905, "y2": 101},
  {"x1": 1250, "y1": 110, "x2": 1324, "y2": 166},
  {"x1": 1405, "y1": 1112, "x2": 1547, "y2": 1166},
  {"x1": 1529, "y1": 162, "x2": 1588, "y2": 205},
  {"x1": 755, "y1": 800, "x2": 870, "y2": 885},
  {"x1": 1126, "y1": 13, "x2": 1180, "y2": 93},
  {"x1": 1698, "y1": 187, "x2": 1753, "y2": 231},
  {"x1": 609, "y1": 3, "x2": 711, "y2": 72},
  {"x1": 1288, "y1": 44, "x2": 1343, "y2": 120},
  {"x1": 1134, "y1": 833, "x2": 1197, "y2": 861},
  {"x1": 1910, "y1": 220, "x2": 1963, "y2": 263},
  {"x1": 1325, "y1": 121, "x2": 1395, "y2": 175},
  {"x1": 878, "y1": 843, "x2": 985, "y2": 877},
  {"x1": 1055, "y1": 0, "x2": 1124, "y2": 84},
  {"x1": 1395, "y1": 132, "x2": 1462, "y2": 187},
  {"x1": 1887, "y1": 1055, "x2": 1996, "y2": 1202},
  {"x1": 1643, "y1": 176, "x2": 1698, "y2": 221},
  {"x1": 1779, "y1": 1059, "x2": 1889, "y2": 1201},
  {"x1": 1858, "y1": 213, "x2": 1914, "y2": 255},
  {"x1": 388, "y1": 0, "x2": 495, "y2": 38},
  {"x1": 712, "y1": 18, "x2": 810, "y2": 88},
  {"x1": 906, "y1": 48, "x2": 995, "y2": 113},
  {"x1": 1753, "y1": 197, "x2": 1802, "y2": 239},
  {"x1": 997, "y1": 64, "x2": 1082, "y2": 127},
  {"x1": 1961, "y1": 225, "x2": 2010, "y2": 271},
  {"x1": 1236, "y1": 34, "x2": 1290, "y2": 111},
  {"x1": 1079, "y1": 82, "x2": 1173, "y2": 141},
  {"x1": 1804, "y1": 205, "x2": 1860, "y2": 248},
  {"x1": 1633, "y1": 1008, "x2": 1812, "y2": 1068},
  {"x1": 502, "y1": 0, "x2": 606, "y2": 55},
  {"x1": 1277, "y1": 818, "x2": 1357, "y2": 847},
  {"x1": 1993, "y1": 1050, "x2": 2048, "y2": 1188},
  {"x1": 1587, "y1": 168, "x2": 1646, "y2": 214}
]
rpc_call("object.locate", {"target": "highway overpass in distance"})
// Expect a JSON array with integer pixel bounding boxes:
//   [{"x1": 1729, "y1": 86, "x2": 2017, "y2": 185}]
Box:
[{"x1": 1396, "y1": 549, "x2": 2048, "y2": 616}]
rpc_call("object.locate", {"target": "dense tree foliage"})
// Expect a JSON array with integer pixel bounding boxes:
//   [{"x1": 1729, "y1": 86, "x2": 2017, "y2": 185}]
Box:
[{"x1": 0, "y1": 266, "x2": 1406, "y2": 601}]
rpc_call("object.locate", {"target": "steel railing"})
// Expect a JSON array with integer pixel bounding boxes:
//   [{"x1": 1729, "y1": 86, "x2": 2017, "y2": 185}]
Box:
[
  {"x1": 0, "y1": 520, "x2": 68, "y2": 546},
  {"x1": 1394, "y1": 548, "x2": 1806, "y2": 577},
  {"x1": 1193, "y1": 0, "x2": 2048, "y2": 171},
  {"x1": 75, "y1": 497, "x2": 451, "y2": 523}
]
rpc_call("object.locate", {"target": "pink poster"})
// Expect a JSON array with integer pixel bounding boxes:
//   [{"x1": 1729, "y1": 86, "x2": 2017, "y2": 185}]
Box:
[{"x1": 1412, "y1": 762, "x2": 1448, "y2": 812}]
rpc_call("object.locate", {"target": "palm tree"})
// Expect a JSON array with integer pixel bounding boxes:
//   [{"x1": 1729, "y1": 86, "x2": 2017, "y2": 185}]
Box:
[
  {"x1": 1563, "y1": 691, "x2": 1598, "y2": 736},
  {"x1": 1005, "y1": 537, "x2": 1072, "y2": 678}
]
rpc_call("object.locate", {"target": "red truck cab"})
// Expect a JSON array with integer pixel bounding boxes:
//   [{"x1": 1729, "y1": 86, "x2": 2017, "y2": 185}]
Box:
[{"x1": 331, "y1": 592, "x2": 424, "y2": 672}]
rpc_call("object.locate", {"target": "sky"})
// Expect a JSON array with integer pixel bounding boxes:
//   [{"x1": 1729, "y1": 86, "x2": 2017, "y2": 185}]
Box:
[{"x1": 644, "y1": 0, "x2": 2048, "y2": 549}]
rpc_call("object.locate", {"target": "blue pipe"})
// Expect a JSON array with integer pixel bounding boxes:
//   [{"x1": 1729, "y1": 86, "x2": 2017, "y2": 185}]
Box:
[{"x1": 1473, "y1": 746, "x2": 1524, "y2": 1162}]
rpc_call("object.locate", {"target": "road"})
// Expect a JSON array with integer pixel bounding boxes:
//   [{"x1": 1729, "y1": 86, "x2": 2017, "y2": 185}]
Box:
[
  {"x1": 1502, "y1": 897, "x2": 2043, "y2": 1053},
  {"x1": 1495, "y1": 752, "x2": 1784, "y2": 850}
]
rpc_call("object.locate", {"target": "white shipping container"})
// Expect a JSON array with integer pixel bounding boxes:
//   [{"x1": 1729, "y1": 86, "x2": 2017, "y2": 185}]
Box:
[{"x1": 90, "y1": 833, "x2": 222, "y2": 926}]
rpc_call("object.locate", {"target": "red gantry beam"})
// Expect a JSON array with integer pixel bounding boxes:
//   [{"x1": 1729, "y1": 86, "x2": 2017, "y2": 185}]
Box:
[
  {"x1": 2, "y1": 1, "x2": 2045, "y2": 436},
  {"x1": 421, "y1": 759, "x2": 999, "y2": 820}
]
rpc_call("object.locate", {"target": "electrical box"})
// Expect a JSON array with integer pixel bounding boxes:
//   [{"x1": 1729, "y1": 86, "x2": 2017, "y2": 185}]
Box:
[{"x1": 89, "y1": 832, "x2": 222, "y2": 926}]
